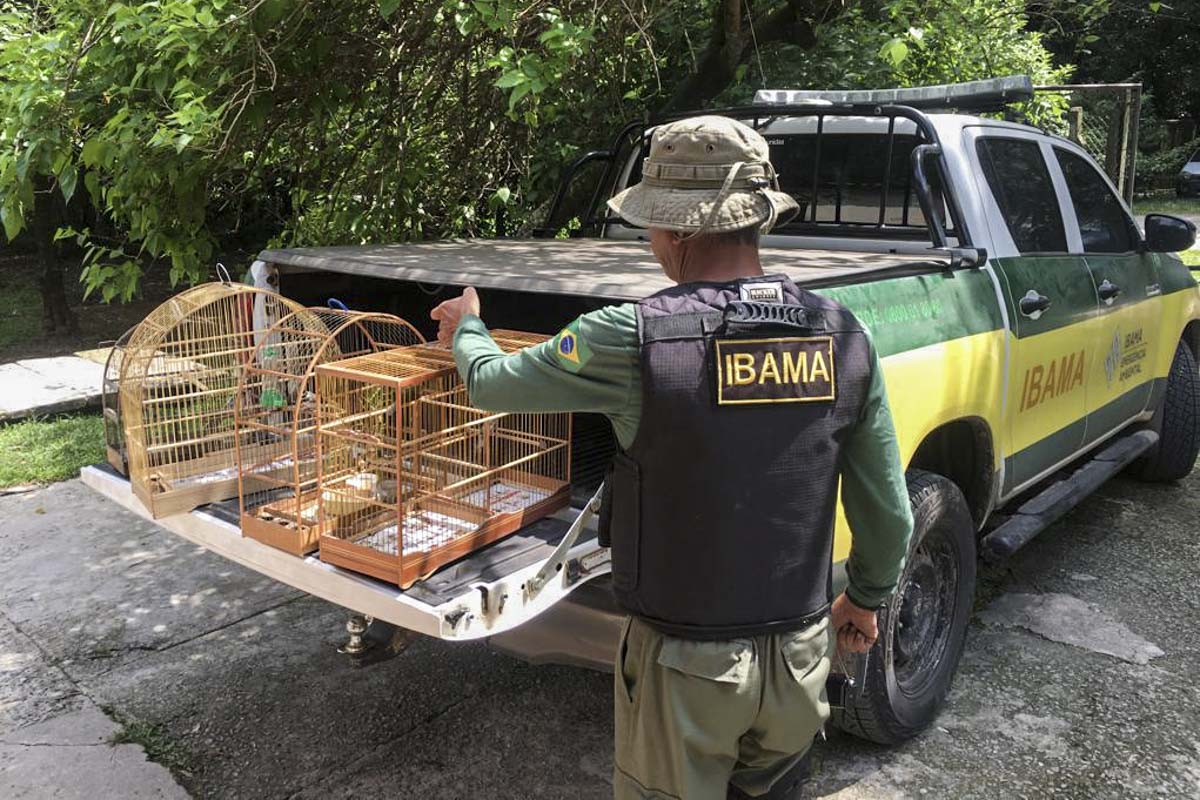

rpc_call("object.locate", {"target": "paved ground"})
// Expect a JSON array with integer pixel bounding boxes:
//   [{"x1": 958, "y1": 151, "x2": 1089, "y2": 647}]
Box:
[
  {"x1": 0, "y1": 355, "x2": 106, "y2": 422},
  {"x1": 0, "y1": 472, "x2": 1197, "y2": 799}
]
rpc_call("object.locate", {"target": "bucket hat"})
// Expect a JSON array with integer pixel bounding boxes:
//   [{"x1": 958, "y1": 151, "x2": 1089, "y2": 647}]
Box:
[{"x1": 607, "y1": 115, "x2": 799, "y2": 236}]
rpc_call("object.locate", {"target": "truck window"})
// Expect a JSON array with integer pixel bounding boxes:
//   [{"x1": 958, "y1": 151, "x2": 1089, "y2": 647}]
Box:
[
  {"x1": 621, "y1": 131, "x2": 952, "y2": 239},
  {"x1": 976, "y1": 137, "x2": 1067, "y2": 254},
  {"x1": 766, "y1": 133, "x2": 950, "y2": 236},
  {"x1": 1053, "y1": 148, "x2": 1137, "y2": 254}
]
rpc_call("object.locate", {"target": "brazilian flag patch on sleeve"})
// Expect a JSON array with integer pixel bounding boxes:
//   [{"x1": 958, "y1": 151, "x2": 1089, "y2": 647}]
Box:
[{"x1": 553, "y1": 320, "x2": 593, "y2": 372}]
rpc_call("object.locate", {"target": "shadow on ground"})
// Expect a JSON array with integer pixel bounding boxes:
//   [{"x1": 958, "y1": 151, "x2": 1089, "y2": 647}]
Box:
[{"x1": 1, "y1": 471, "x2": 1197, "y2": 798}]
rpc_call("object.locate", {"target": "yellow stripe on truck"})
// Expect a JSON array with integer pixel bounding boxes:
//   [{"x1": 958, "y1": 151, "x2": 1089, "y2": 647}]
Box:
[{"x1": 832, "y1": 329, "x2": 1006, "y2": 562}]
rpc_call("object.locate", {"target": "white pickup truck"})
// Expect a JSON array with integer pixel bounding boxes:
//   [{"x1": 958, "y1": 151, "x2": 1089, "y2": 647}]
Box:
[{"x1": 83, "y1": 77, "x2": 1200, "y2": 744}]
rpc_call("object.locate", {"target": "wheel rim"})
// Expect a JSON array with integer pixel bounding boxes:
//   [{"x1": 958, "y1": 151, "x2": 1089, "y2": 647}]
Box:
[{"x1": 889, "y1": 520, "x2": 960, "y2": 697}]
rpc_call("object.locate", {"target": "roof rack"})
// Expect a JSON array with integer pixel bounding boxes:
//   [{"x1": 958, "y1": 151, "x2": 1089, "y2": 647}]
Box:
[{"x1": 753, "y1": 75, "x2": 1033, "y2": 113}]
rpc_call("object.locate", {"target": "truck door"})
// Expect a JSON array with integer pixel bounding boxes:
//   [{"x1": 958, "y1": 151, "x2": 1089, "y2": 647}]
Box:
[
  {"x1": 1050, "y1": 146, "x2": 1161, "y2": 447},
  {"x1": 971, "y1": 133, "x2": 1098, "y2": 495}
]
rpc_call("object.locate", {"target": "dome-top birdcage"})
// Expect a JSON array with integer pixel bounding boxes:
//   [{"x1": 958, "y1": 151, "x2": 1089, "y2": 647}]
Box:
[
  {"x1": 119, "y1": 282, "x2": 306, "y2": 518},
  {"x1": 235, "y1": 307, "x2": 426, "y2": 555},
  {"x1": 102, "y1": 325, "x2": 136, "y2": 476}
]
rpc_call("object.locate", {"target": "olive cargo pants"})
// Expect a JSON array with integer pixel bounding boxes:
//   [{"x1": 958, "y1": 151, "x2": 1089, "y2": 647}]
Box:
[{"x1": 612, "y1": 615, "x2": 832, "y2": 800}]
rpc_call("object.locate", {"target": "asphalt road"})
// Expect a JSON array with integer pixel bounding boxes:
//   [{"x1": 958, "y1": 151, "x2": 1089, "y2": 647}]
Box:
[{"x1": 1, "y1": 469, "x2": 1197, "y2": 799}]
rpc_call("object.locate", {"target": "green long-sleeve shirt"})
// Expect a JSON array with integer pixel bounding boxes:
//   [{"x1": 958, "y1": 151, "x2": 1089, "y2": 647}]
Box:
[{"x1": 453, "y1": 305, "x2": 913, "y2": 608}]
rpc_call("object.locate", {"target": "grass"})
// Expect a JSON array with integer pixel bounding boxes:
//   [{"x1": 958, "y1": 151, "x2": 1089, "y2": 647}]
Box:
[
  {"x1": 0, "y1": 271, "x2": 42, "y2": 351},
  {"x1": 0, "y1": 413, "x2": 105, "y2": 487},
  {"x1": 1181, "y1": 249, "x2": 1200, "y2": 268},
  {"x1": 104, "y1": 706, "x2": 195, "y2": 778},
  {"x1": 1132, "y1": 193, "x2": 1200, "y2": 218}
]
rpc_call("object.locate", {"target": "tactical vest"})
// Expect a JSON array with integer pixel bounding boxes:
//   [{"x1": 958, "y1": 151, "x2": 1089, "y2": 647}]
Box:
[{"x1": 599, "y1": 275, "x2": 873, "y2": 639}]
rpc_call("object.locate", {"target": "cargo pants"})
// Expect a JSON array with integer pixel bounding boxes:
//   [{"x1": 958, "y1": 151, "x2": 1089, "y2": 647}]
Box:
[{"x1": 612, "y1": 615, "x2": 831, "y2": 800}]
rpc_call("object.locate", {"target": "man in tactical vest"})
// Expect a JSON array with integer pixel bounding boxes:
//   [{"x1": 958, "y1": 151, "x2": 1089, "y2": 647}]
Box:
[{"x1": 432, "y1": 116, "x2": 914, "y2": 799}]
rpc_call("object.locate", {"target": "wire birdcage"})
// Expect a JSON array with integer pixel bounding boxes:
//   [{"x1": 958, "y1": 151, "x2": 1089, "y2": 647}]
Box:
[
  {"x1": 119, "y1": 282, "x2": 306, "y2": 518},
  {"x1": 235, "y1": 308, "x2": 425, "y2": 555},
  {"x1": 102, "y1": 326, "x2": 135, "y2": 475},
  {"x1": 314, "y1": 338, "x2": 571, "y2": 588}
]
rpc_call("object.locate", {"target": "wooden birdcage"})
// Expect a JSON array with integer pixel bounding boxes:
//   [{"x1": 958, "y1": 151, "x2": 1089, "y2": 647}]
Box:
[
  {"x1": 102, "y1": 326, "x2": 135, "y2": 475},
  {"x1": 313, "y1": 338, "x2": 571, "y2": 588},
  {"x1": 234, "y1": 308, "x2": 425, "y2": 555},
  {"x1": 119, "y1": 282, "x2": 306, "y2": 518}
]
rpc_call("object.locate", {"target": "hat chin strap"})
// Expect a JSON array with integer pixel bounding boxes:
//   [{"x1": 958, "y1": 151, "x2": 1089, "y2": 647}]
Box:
[{"x1": 679, "y1": 160, "x2": 778, "y2": 241}]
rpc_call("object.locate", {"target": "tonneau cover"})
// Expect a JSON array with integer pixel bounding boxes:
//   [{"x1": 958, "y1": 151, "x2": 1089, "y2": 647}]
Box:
[{"x1": 259, "y1": 239, "x2": 943, "y2": 302}]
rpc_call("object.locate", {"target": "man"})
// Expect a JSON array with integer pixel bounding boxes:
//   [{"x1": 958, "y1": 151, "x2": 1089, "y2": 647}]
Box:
[{"x1": 432, "y1": 116, "x2": 913, "y2": 799}]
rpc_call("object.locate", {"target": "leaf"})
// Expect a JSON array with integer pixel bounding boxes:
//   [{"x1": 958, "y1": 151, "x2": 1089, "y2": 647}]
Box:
[
  {"x1": 879, "y1": 37, "x2": 909, "y2": 67},
  {"x1": 14, "y1": 146, "x2": 33, "y2": 182},
  {"x1": 174, "y1": 133, "x2": 193, "y2": 154},
  {"x1": 1, "y1": 202, "x2": 23, "y2": 242},
  {"x1": 495, "y1": 70, "x2": 525, "y2": 89},
  {"x1": 80, "y1": 138, "x2": 105, "y2": 168},
  {"x1": 84, "y1": 171, "x2": 101, "y2": 203},
  {"x1": 507, "y1": 81, "x2": 531, "y2": 112},
  {"x1": 1149, "y1": 1, "x2": 1161, "y2": 11},
  {"x1": 57, "y1": 165, "x2": 77, "y2": 204}
]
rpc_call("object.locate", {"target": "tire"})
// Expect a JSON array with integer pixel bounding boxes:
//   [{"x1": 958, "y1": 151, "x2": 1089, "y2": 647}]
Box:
[
  {"x1": 830, "y1": 469, "x2": 976, "y2": 745},
  {"x1": 1132, "y1": 341, "x2": 1200, "y2": 482}
]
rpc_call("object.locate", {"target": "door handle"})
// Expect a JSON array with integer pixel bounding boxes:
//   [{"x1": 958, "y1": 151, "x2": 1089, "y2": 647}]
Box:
[
  {"x1": 1097, "y1": 279, "x2": 1121, "y2": 304},
  {"x1": 1018, "y1": 289, "x2": 1052, "y2": 320}
]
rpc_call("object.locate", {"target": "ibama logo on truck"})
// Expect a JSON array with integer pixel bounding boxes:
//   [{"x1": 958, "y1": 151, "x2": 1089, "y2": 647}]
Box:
[{"x1": 1020, "y1": 350, "x2": 1085, "y2": 412}]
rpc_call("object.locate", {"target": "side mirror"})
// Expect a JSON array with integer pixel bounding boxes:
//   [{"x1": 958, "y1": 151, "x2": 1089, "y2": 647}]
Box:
[{"x1": 1144, "y1": 213, "x2": 1197, "y2": 253}]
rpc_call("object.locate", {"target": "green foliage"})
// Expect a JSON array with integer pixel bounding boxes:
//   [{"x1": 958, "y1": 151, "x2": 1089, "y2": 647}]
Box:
[
  {"x1": 724, "y1": 0, "x2": 1073, "y2": 127},
  {"x1": 0, "y1": 413, "x2": 105, "y2": 487},
  {"x1": 0, "y1": 0, "x2": 1074, "y2": 302},
  {"x1": 1136, "y1": 141, "x2": 1199, "y2": 186}
]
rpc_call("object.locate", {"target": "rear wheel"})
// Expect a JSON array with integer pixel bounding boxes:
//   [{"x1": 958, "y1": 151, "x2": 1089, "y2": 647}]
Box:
[
  {"x1": 831, "y1": 470, "x2": 975, "y2": 744},
  {"x1": 1133, "y1": 341, "x2": 1200, "y2": 483}
]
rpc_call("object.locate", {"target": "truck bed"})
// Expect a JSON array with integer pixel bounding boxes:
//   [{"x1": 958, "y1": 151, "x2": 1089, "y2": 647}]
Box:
[{"x1": 260, "y1": 239, "x2": 948, "y2": 301}]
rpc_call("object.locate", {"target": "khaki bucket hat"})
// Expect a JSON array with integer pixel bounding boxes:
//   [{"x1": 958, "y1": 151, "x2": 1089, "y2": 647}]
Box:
[{"x1": 607, "y1": 115, "x2": 800, "y2": 236}]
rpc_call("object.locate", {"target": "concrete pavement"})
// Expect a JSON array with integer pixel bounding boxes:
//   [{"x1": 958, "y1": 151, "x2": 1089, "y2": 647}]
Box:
[
  {"x1": 0, "y1": 472, "x2": 1197, "y2": 798},
  {"x1": 0, "y1": 353, "x2": 107, "y2": 422}
]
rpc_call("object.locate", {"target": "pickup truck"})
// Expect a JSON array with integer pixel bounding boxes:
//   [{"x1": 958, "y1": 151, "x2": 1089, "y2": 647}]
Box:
[{"x1": 82, "y1": 77, "x2": 1200, "y2": 746}]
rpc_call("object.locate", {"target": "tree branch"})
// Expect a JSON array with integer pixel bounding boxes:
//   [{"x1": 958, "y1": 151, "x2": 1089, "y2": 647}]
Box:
[{"x1": 657, "y1": 0, "x2": 833, "y2": 115}]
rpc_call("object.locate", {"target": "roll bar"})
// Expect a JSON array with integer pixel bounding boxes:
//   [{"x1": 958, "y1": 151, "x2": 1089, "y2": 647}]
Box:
[{"x1": 536, "y1": 103, "x2": 984, "y2": 266}]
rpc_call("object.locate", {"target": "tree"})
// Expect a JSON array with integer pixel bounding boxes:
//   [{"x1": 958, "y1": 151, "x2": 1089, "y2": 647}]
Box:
[{"x1": 0, "y1": 0, "x2": 1072, "y2": 314}]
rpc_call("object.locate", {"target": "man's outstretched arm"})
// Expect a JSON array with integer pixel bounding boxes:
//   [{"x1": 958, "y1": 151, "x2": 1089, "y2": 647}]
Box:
[
  {"x1": 432, "y1": 287, "x2": 641, "y2": 449},
  {"x1": 832, "y1": 340, "x2": 915, "y2": 653}
]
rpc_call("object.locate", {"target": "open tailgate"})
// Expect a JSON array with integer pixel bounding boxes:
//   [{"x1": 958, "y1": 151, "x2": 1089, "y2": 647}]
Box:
[{"x1": 80, "y1": 464, "x2": 608, "y2": 641}]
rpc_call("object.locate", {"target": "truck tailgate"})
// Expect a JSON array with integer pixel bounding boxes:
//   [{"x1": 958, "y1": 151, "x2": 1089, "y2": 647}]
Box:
[{"x1": 80, "y1": 464, "x2": 608, "y2": 641}]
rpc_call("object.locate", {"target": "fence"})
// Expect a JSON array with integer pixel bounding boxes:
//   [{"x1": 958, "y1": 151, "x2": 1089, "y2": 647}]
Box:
[{"x1": 1034, "y1": 83, "x2": 1142, "y2": 203}]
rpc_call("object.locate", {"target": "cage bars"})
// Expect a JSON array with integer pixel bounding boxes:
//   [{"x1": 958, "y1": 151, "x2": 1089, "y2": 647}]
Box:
[
  {"x1": 235, "y1": 308, "x2": 425, "y2": 555},
  {"x1": 119, "y1": 283, "x2": 305, "y2": 518},
  {"x1": 313, "y1": 338, "x2": 571, "y2": 588}
]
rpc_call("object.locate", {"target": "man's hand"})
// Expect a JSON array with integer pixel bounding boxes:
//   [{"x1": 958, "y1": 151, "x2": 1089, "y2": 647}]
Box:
[
  {"x1": 430, "y1": 287, "x2": 481, "y2": 346},
  {"x1": 831, "y1": 592, "x2": 879, "y2": 655}
]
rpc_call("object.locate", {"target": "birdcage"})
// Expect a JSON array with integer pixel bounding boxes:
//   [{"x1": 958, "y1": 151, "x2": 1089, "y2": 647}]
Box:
[
  {"x1": 102, "y1": 326, "x2": 135, "y2": 475},
  {"x1": 313, "y1": 339, "x2": 571, "y2": 588},
  {"x1": 234, "y1": 308, "x2": 426, "y2": 555},
  {"x1": 119, "y1": 282, "x2": 306, "y2": 518}
]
